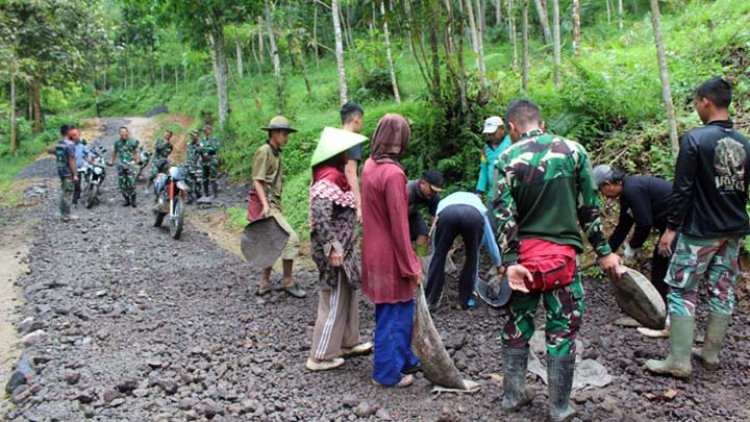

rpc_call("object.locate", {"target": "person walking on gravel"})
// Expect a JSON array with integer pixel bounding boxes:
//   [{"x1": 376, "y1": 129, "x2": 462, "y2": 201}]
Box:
[
  {"x1": 361, "y1": 114, "x2": 422, "y2": 388},
  {"x1": 200, "y1": 124, "x2": 220, "y2": 199},
  {"x1": 646, "y1": 77, "x2": 750, "y2": 379},
  {"x1": 306, "y1": 128, "x2": 373, "y2": 372},
  {"x1": 109, "y1": 126, "x2": 142, "y2": 207},
  {"x1": 251, "y1": 116, "x2": 306, "y2": 299},
  {"x1": 493, "y1": 99, "x2": 620, "y2": 422},
  {"x1": 55, "y1": 125, "x2": 78, "y2": 221},
  {"x1": 592, "y1": 165, "x2": 675, "y2": 338},
  {"x1": 69, "y1": 128, "x2": 92, "y2": 208},
  {"x1": 186, "y1": 130, "x2": 203, "y2": 203},
  {"x1": 147, "y1": 130, "x2": 174, "y2": 188}
]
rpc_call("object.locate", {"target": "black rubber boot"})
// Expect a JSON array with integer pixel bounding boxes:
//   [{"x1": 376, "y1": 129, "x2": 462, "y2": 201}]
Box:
[
  {"x1": 130, "y1": 193, "x2": 137, "y2": 208},
  {"x1": 122, "y1": 193, "x2": 131, "y2": 207},
  {"x1": 548, "y1": 354, "x2": 577, "y2": 422},
  {"x1": 502, "y1": 348, "x2": 534, "y2": 411},
  {"x1": 203, "y1": 180, "x2": 210, "y2": 200},
  {"x1": 211, "y1": 182, "x2": 218, "y2": 199}
]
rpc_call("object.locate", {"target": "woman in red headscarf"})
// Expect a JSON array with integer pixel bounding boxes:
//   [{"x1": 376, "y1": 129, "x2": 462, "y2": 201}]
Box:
[{"x1": 361, "y1": 114, "x2": 422, "y2": 387}]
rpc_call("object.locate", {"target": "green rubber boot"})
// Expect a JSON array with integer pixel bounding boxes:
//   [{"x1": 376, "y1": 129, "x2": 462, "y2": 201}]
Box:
[
  {"x1": 645, "y1": 314, "x2": 695, "y2": 378},
  {"x1": 501, "y1": 348, "x2": 534, "y2": 411},
  {"x1": 548, "y1": 354, "x2": 577, "y2": 422},
  {"x1": 693, "y1": 312, "x2": 730, "y2": 371}
]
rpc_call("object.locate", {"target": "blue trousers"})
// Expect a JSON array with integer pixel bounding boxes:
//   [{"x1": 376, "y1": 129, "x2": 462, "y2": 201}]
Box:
[{"x1": 373, "y1": 300, "x2": 420, "y2": 385}]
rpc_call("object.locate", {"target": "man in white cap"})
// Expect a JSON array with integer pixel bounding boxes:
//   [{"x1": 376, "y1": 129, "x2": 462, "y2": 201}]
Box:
[{"x1": 476, "y1": 116, "x2": 512, "y2": 200}]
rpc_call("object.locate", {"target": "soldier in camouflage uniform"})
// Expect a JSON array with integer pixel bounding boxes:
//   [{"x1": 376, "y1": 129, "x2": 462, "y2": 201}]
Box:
[
  {"x1": 492, "y1": 100, "x2": 620, "y2": 422},
  {"x1": 186, "y1": 130, "x2": 204, "y2": 204},
  {"x1": 646, "y1": 77, "x2": 750, "y2": 379},
  {"x1": 200, "y1": 124, "x2": 220, "y2": 199},
  {"x1": 147, "y1": 130, "x2": 174, "y2": 188},
  {"x1": 109, "y1": 126, "x2": 142, "y2": 207},
  {"x1": 55, "y1": 125, "x2": 78, "y2": 221}
]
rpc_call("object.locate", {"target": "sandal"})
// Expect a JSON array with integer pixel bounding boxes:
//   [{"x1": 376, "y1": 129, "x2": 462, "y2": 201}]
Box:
[
  {"x1": 371, "y1": 374, "x2": 415, "y2": 388},
  {"x1": 255, "y1": 286, "x2": 271, "y2": 297},
  {"x1": 283, "y1": 284, "x2": 307, "y2": 299}
]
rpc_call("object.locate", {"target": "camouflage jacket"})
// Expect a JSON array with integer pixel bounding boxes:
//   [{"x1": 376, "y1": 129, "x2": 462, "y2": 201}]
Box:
[
  {"x1": 200, "y1": 136, "x2": 219, "y2": 157},
  {"x1": 114, "y1": 138, "x2": 140, "y2": 165},
  {"x1": 492, "y1": 129, "x2": 611, "y2": 265},
  {"x1": 154, "y1": 138, "x2": 173, "y2": 159},
  {"x1": 187, "y1": 142, "x2": 203, "y2": 168}
]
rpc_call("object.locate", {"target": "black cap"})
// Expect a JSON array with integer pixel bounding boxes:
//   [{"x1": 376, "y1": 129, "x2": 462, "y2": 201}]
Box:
[{"x1": 422, "y1": 170, "x2": 444, "y2": 192}]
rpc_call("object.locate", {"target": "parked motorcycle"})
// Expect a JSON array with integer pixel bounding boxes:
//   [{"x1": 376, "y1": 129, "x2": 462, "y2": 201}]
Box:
[
  {"x1": 152, "y1": 159, "x2": 188, "y2": 239},
  {"x1": 79, "y1": 146, "x2": 107, "y2": 209}
]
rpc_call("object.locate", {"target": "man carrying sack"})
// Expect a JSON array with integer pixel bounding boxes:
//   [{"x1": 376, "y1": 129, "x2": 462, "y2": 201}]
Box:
[
  {"x1": 248, "y1": 116, "x2": 306, "y2": 299},
  {"x1": 492, "y1": 100, "x2": 620, "y2": 422}
]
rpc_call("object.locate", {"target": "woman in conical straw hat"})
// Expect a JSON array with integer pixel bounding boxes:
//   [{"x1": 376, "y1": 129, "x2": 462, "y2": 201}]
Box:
[{"x1": 306, "y1": 127, "x2": 373, "y2": 371}]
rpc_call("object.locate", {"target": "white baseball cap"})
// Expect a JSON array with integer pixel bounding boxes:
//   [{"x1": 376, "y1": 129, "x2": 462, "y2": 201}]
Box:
[{"x1": 482, "y1": 116, "x2": 504, "y2": 134}]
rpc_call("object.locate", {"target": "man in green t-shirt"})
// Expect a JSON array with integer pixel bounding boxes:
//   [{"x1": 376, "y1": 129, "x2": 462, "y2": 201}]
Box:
[
  {"x1": 109, "y1": 126, "x2": 142, "y2": 207},
  {"x1": 493, "y1": 99, "x2": 620, "y2": 422}
]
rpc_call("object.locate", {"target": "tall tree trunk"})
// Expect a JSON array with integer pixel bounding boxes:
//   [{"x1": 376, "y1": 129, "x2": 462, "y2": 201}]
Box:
[
  {"x1": 508, "y1": 0, "x2": 518, "y2": 72},
  {"x1": 160, "y1": 64, "x2": 165, "y2": 83},
  {"x1": 649, "y1": 0, "x2": 679, "y2": 154},
  {"x1": 332, "y1": 0, "x2": 348, "y2": 105},
  {"x1": 174, "y1": 65, "x2": 179, "y2": 92},
  {"x1": 429, "y1": 2, "x2": 442, "y2": 97},
  {"x1": 534, "y1": 0, "x2": 552, "y2": 44},
  {"x1": 264, "y1": 0, "x2": 284, "y2": 113},
  {"x1": 10, "y1": 67, "x2": 17, "y2": 154},
  {"x1": 572, "y1": 0, "x2": 581, "y2": 56},
  {"x1": 207, "y1": 24, "x2": 230, "y2": 128},
  {"x1": 257, "y1": 16, "x2": 265, "y2": 65},
  {"x1": 251, "y1": 36, "x2": 263, "y2": 76},
  {"x1": 618, "y1": 0, "x2": 624, "y2": 29},
  {"x1": 32, "y1": 73, "x2": 42, "y2": 134},
  {"x1": 475, "y1": 0, "x2": 488, "y2": 93},
  {"x1": 235, "y1": 39, "x2": 244, "y2": 79},
  {"x1": 552, "y1": 0, "x2": 561, "y2": 88},
  {"x1": 495, "y1": 0, "x2": 502, "y2": 24},
  {"x1": 380, "y1": 0, "x2": 401, "y2": 103},
  {"x1": 313, "y1": 2, "x2": 320, "y2": 83},
  {"x1": 463, "y1": 0, "x2": 488, "y2": 91},
  {"x1": 521, "y1": 0, "x2": 529, "y2": 90},
  {"x1": 606, "y1": 0, "x2": 611, "y2": 24}
]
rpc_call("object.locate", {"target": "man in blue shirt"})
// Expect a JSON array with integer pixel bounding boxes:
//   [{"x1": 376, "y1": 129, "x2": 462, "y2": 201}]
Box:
[
  {"x1": 69, "y1": 128, "x2": 92, "y2": 207},
  {"x1": 476, "y1": 116, "x2": 512, "y2": 200},
  {"x1": 425, "y1": 192, "x2": 502, "y2": 310}
]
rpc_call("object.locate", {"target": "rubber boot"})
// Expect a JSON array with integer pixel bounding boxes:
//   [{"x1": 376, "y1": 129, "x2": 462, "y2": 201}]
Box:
[
  {"x1": 547, "y1": 354, "x2": 577, "y2": 422},
  {"x1": 211, "y1": 181, "x2": 218, "y2": 199},
  {"x1": 693, "y1": 312, "x2": 730, "y2": 371},
  {"x1": 645, "y1": 314, "x2": 695, "y2": 378},
  {"x1": 130, "y1": 193, "x2": 137, "y2": 208},
  {"x1": 203, "y1": 180, "x2": 210, "y2": 200},
  {"x1": 122, "y1": 193, "x2": 131, "y2": 207},
  {"x1": 501, "y1": 348, "x2": 533, "y2": 411}
]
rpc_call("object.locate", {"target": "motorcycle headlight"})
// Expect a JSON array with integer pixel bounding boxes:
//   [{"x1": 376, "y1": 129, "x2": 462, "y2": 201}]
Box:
[{"x1": 94, "y1": 167, "x2": 102, "y2": 175}]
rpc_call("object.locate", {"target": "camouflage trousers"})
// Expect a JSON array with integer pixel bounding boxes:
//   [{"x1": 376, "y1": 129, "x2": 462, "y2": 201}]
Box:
[
  {"x1": 59, "y1": 177, "x2": 74, "y2": 217},
  {"x1": 666, "y1": 235, "x2": 741, "y2": 316},
  {"x1": 202, "y1": 160, "x2": 218, "y2": 183},
  {"x1": 116, "y1": 163, "x2": 136, "y2": 196},
  {"x1": 502, "y1": 276, "x2": 585, "y2": 356},
  {"x1": 187, "y1": 167, "x2": 203, "y2": 197}
]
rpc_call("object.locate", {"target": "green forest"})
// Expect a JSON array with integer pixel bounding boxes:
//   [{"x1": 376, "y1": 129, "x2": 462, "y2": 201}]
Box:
[{"x1": 1, "y1": 0, "x2": 749, "y2": 236}]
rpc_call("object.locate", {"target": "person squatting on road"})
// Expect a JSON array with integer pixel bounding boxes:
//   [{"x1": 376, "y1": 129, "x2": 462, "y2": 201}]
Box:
[
  {"x1": 645, "y1": 77, "x2": 750, "y2": 379},
  {"x1": 406, "y1": 170, "x2": 444, "y2": 256},
  {"x1": 148, "y1": 130, "x2": 173, "y2": 188},
  {"x1": 425, "y1": 191, "x2": 502, "y2": 311},
  {"x1": 109, "y1": 126, "x2": 141, "y2": 207},
  {"x1": 493, "y1": 99, "x2": 621, "y2": 422},
  {"x1": 476, "y1": 115, "x2": 512, "y2": 201},
  {"x1": 186, "y1": 130, "x2": 203, "y2": 203},
  {"x1": 251, "y1": 116, "x2": 306, "y2": 299},
  {"x1": 201, "y1": 124, "x2": 220, "y2": 199},
  {"x1": 592, "y1": 165, "x2": 675, "y2": 338},
  {"x1": 69, "y1": 128, "x2": 92, "y2": 207},
  {"x1": 306, "y1": 128, "x2": 373, "y2": 372},
  {"x1": 361, "y1": 114, "x2": 422, "y2": 388},
  {"x1": 55, "y1": 125, "x2": 78, "y2": 221}
]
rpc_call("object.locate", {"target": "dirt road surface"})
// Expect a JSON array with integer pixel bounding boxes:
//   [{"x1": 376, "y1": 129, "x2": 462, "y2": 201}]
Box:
[{"x1": 1, "y1": 118, "x2": 749, "y2": 421}]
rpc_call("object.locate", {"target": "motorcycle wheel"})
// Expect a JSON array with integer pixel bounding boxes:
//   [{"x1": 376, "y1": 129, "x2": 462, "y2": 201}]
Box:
[
  {"x1": 154, "y1": 211, "x2": 166, "y2": 227},
  {"x1": 84, "y1": 183, "x2": 96, "y2": 209},
  {"x1": 170, "y1": 196, "x2": 184, "y2": 239}
]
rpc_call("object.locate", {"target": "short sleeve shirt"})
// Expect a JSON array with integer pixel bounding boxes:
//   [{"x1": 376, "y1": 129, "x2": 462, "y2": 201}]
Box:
[
  {"x1": 348, "y1": 144, "x2": 363, "y2": 162},
  {"x1": 406, "y1": 179, "x2": 440, "y2": 217},
  {"x1": 252, "y1": 143, "x2": 283, "y2": 204},
  {"x1": 55, "y1": 139, "x2": 76, "y2": 177}
]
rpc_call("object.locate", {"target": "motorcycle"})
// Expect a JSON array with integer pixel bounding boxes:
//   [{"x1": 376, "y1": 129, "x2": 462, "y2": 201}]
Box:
[
  {"x1": 79, "y1": 146, "x2": 107, "y2": 209},
  {"x1": 152, "y1": 159, "x2": 188, "y2": 239}
]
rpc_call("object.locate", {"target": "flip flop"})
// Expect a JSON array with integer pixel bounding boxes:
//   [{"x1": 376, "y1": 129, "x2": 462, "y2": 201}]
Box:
[{"x1": 431, "y1": 379, "x2": 481, "y2": 394}]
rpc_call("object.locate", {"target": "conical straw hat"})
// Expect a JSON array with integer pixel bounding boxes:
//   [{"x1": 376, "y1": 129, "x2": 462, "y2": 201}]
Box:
[{"x1": 310, "y1": 127, "x2": 367, "y2": 167}]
